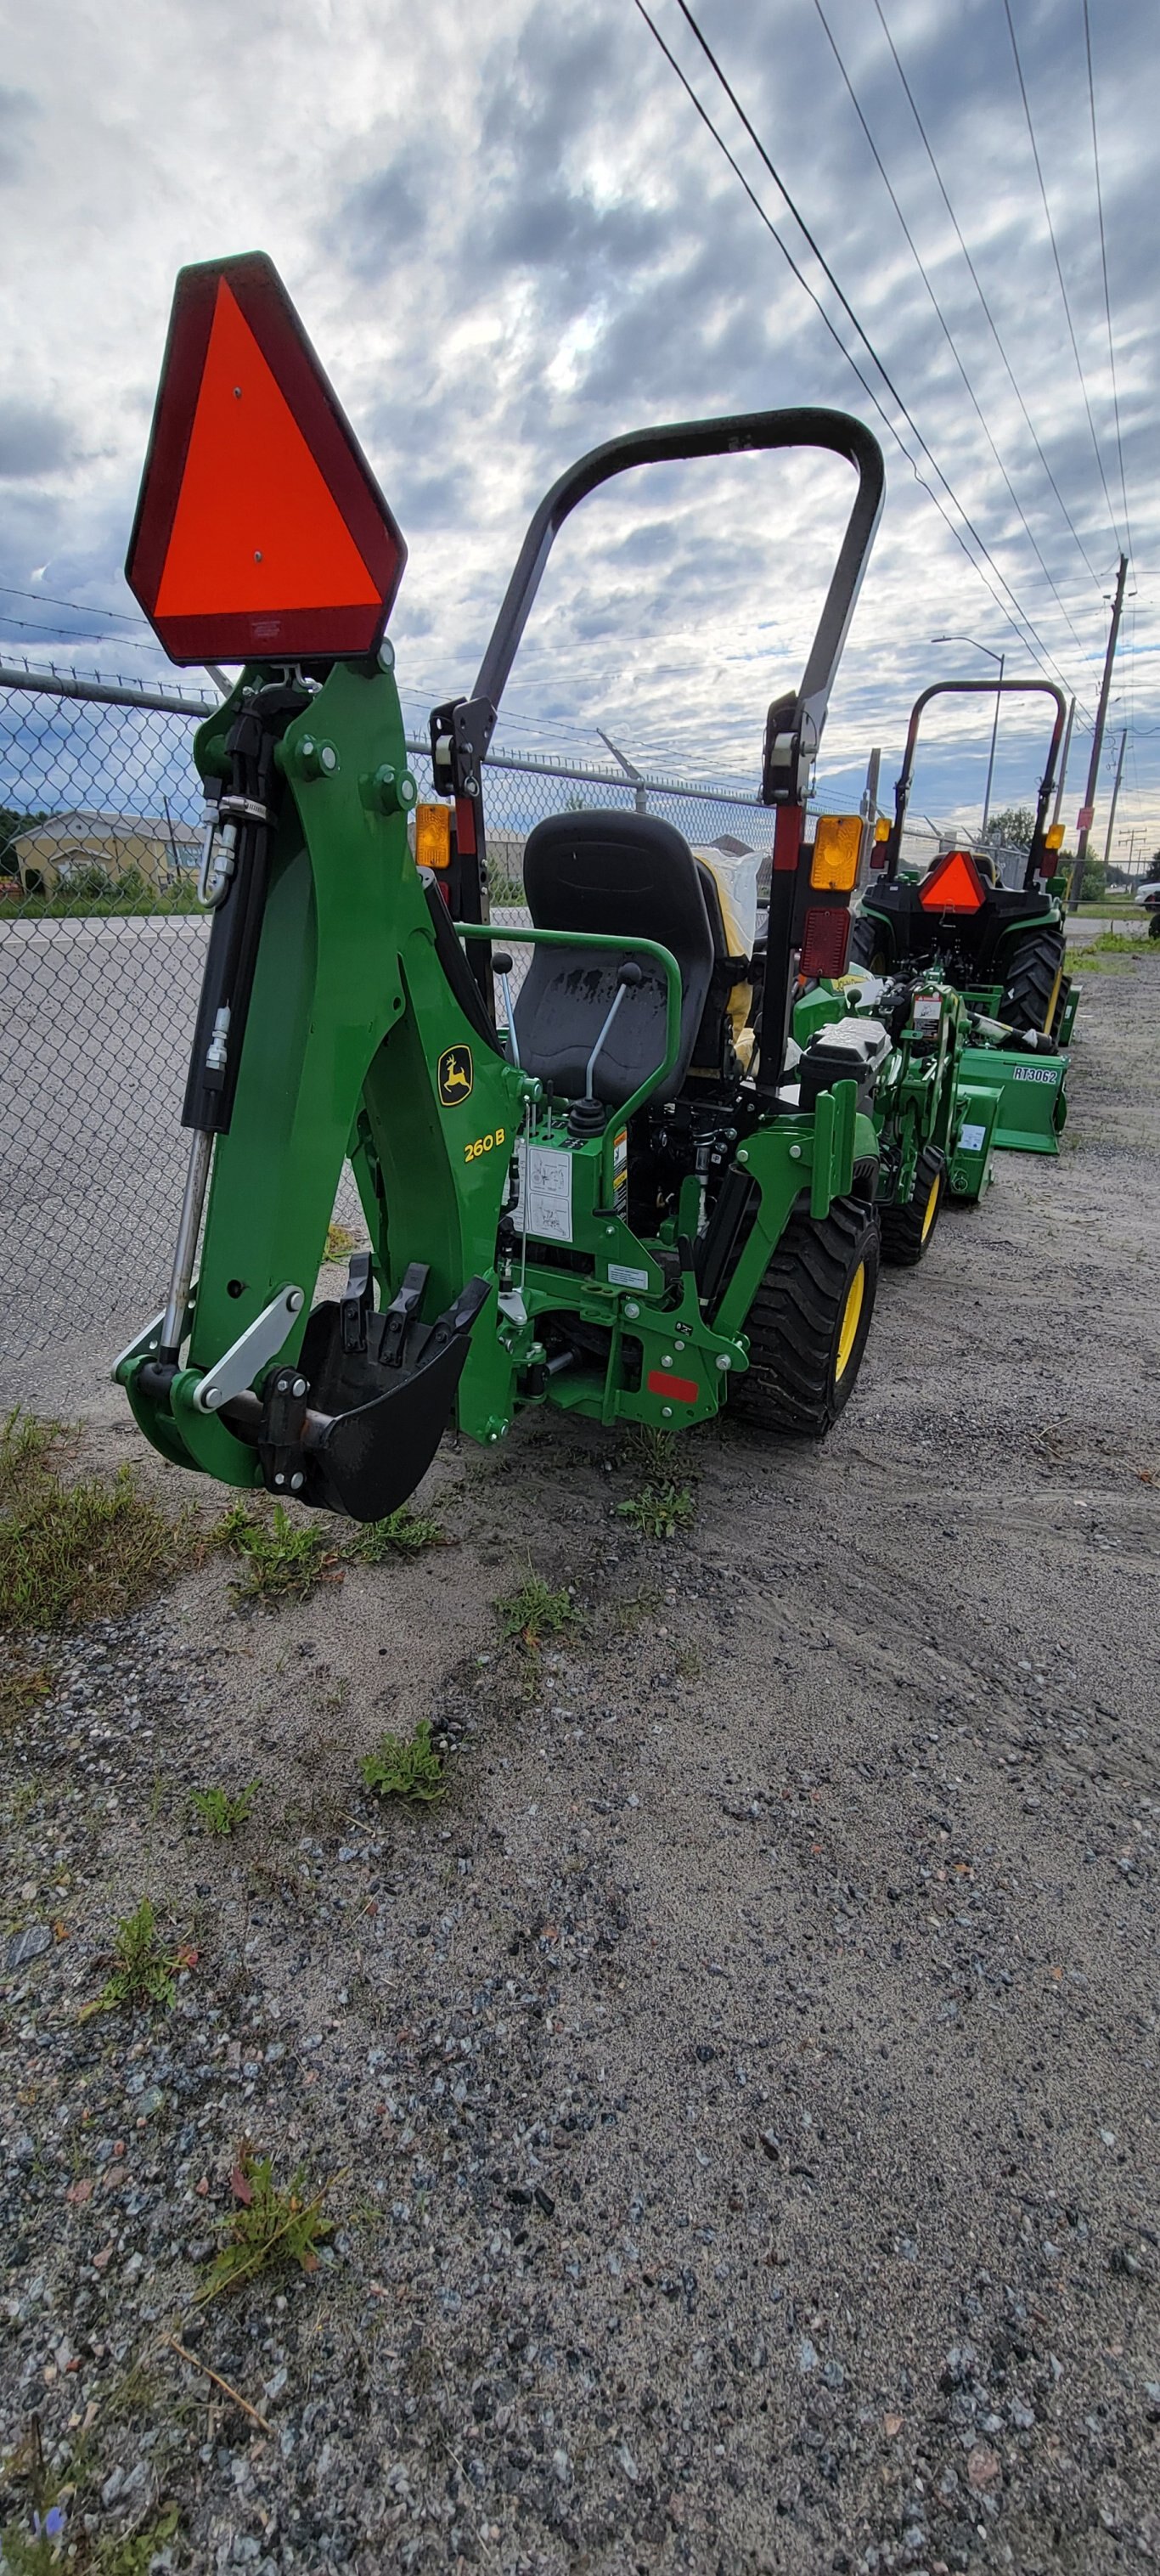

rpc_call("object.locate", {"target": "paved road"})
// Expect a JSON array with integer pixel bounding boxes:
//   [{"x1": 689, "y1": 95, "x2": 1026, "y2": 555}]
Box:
[{"x1": 0, "y1": 909, "x2": 532, "y2": 1384}]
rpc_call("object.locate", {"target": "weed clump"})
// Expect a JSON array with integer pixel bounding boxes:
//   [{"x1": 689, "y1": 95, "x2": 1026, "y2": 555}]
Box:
[
  {"x1": 362, "y1": 1716, "x2": 445, "y2": 1805},
  {"x1": 0, "y1": 1409, "x2": 177, "y2": 1632},
  {"x1": 198, "y1": 2145, "x2": 334, "y2": 2300},
  {"x1": 189, "y1": 1781, "x2": 258, "y2": 1837},
  {"x1": 79, "y1": 1897, "x2": 191, "y2": 2020},
  {"x1": 346, "y1": 1504, "x2": 443, "y2": 1561},
  {"x1": 324, "y1": 1220, "x2": 360, "y2": 1265},
  {"x1": 496, "y1": 1572, "x2": 580, "y2": 1653},
  {"x1": 617, "y1": 1481, "x2": 695, "y2": 1539},
  {"x1": 217, "y1": 1500, "x2": 336, "y2": 1604}
]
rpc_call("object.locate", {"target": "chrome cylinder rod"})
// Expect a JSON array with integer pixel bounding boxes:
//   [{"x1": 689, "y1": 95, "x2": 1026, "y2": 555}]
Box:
[{"x1": 158, "y1": 1127, "x2": 213, "y2": 1358}]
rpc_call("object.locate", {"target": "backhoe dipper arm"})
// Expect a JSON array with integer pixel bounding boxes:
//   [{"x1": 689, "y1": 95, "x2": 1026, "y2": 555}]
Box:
[{"x1": 883, "y1": 679, "x2": 1067, "y2": 887}]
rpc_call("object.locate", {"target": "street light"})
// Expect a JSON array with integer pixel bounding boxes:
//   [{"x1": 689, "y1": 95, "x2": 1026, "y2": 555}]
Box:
[{"x1": 931, "y1": 635, "x2": 1005, "y2": 840}]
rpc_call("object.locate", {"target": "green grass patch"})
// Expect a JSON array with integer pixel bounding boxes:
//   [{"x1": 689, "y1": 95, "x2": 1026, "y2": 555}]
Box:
[
  {"x1": 324, "y1": 1220, "x2": 360, "y2": 1264},
  {"x1": 197, "y1": 2145, "x2": 334, "y2": 2301},
  {"x1": 496, "y1": 1570, "x2": 581, "y2": 1653},
  {"x1": 217, "y1": 1499, "x2": 337, "y2": 1605},
  {"x1": 346, "y1": 1503, "x2": 444, "y2": 1560},
  {"x1": 0, "y1": 1411, "x2": 179, "y2": 1633},
  {"x1": 617, "y1": 1481, "x2": 696, "y2": 1539},
  {"x1": 8, "y1": 882, "x2": 202, "y2": 920},
  {"x1": 362, "y1": 1714, "x2": 446, "y2": 1805},
  {"x1": 0, "y1": 1406, "x2": 66, "y2": 1502},
  {"x1": 79, "y1": 1897, "x2": 191, "y2": 2020},
  {"x1": 189, "y1": 1781, "x2": 258, "y2": 1836},
  {"x1": 632, "y1": 1423, "x2": 680, "y2": 1478},
  {"x1": 94, "y1": 2509, "x2": 182, "y2": 2573},
  {"x1": 1066, "y1": 939, "x2": 1139, "y2": 975}
]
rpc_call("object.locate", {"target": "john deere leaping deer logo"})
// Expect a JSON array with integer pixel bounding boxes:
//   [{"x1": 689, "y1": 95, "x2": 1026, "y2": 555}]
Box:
[{"x1": 437, "y1": 1045, "x2": 474, "y2": 1108}]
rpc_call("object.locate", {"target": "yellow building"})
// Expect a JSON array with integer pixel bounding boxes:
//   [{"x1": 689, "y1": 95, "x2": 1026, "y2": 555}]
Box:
[{"x1": 11, "y1": 809, "x2": 200, "y2": 896}]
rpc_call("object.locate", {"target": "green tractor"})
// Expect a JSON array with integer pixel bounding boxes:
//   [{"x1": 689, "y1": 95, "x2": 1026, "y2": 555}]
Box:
[
  {"x1": 790, "y1": 955, "x2": 1003, "y2": 1255},
  {"x1": 852, "y1": 678, "x2": 1076, "y2": 1157},
  {"x1": 113, "y1": 251, "x2": 901, "y2": 1519}
]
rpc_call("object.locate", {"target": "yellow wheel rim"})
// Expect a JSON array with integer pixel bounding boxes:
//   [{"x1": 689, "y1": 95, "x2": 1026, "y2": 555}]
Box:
[
  {"x1": 920, "y1": 1174, "x2": 941, "y2": 1244},
  {"x1": 835, "y1": 1260, "x2": 865, "y2": 1382}
]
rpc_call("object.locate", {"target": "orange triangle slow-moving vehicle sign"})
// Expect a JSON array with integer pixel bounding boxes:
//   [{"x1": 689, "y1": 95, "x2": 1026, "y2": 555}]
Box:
[
  {"x1": 918, "y1": 847, "x2": 987, "y2": 915},
  {"x1": 126, "y1": 253, "x2": 406, "y2": 664}
]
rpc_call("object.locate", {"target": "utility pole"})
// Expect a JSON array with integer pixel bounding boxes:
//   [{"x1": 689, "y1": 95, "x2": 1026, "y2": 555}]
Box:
[
  {"x1": 1050, "y1": 695, "x2": 1076, "y2": 831},
  {"x1": 1072, "y1": 551, "x2": 1128, "y2": 903},
  {"x1": 1101, "y1": 728, "x2": 1127, "y2": 870}
]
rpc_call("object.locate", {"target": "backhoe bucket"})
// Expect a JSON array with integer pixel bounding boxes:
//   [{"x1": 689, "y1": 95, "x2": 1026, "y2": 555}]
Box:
[{"x1": 251, "y1": 1263, "x2": 493, "y2": 1523}]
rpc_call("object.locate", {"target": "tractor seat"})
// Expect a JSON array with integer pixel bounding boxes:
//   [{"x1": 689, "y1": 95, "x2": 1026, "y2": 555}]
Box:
[{"x1": 513, "y1": 810, "x2": 714, "y2": 1108}]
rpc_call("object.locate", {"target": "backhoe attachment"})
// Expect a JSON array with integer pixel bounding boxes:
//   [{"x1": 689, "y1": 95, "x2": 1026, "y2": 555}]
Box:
[{"x1": 115, "y1": 250, "x2": 889, "y2": 1515}]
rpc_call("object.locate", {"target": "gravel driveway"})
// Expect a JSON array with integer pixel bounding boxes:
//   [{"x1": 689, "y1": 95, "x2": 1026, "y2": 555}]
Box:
[{"x1": 2, "y1": 952, "x2": 1158, "y2": 2574}]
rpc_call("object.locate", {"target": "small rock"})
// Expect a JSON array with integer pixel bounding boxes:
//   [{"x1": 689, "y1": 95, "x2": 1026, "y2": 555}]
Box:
[
  {"x1": 7, "y1": 1925, "x2": 51, "y2": 1970},
  {"x1": 797, "y1": 2337, "x2": 818, "y2": 2374},
  {"x1": 966, "y1": 2444, "x2": 1002, "y2": 2491}
]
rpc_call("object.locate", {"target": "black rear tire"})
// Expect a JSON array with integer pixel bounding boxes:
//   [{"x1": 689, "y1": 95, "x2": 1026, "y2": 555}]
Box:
[
  {"x1": 998, "y1": 926, "x2": 1066, "y2": 1034},
  {"x1": 731, "y1": 1195, "x2": 880, "y2": 1438},
  {"x1": 880, "y1": 1142, "x2": 945, "y2": 1267},
  {"x1": 850, "y1": 909, "x2": 891, "y2": 972}
]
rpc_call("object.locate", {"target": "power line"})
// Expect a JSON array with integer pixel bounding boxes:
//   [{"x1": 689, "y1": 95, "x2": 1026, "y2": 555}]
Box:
[
  {"x1": 0, "y1": 610, "x2": 160, "y2": 649},
  {"x1": 808, "y1": 0, "x2": 1090, "y2": 659},
  {"x1": 637, "y1": 0, "x2": 1087, "y2": 704},
  {"x1": 870, "y1": 0, "x2": 1105, "y2": 594},
  {"x1": 1082, "y1": 0, "x2": 1133, "y2": 563},
  {"x1": 1000, "y1": 0, "x2": 1123, "y2": 551},
  {"x1": 0, "y1": 583, "x2": 149, "y2": 626}
]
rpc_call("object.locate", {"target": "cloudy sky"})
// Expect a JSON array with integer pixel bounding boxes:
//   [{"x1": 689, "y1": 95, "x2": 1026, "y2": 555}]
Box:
[{"x1": 1, "y1": 0, "x2": 1155, "y2": 854}]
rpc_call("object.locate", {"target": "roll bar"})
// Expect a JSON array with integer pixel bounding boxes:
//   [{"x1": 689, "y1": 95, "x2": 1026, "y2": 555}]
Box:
[
  {"x1": 431, "y1": 407, "x2": 884, "y2": 806},
  {"x1": 883, "y1": 679, "x2": 1068, "y2": 892}
]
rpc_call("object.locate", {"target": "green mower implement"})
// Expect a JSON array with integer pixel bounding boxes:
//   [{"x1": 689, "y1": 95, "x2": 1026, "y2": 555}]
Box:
[
  {"x1": 114, "y1": 251, "x2": 893, "y2": 1520},
  {"x1": 791, "y1": 958, "x2": 1003, "y2": 1255},
  {"x1": 853, "y1": 678, "x2": 1075, "y2": 1155}
]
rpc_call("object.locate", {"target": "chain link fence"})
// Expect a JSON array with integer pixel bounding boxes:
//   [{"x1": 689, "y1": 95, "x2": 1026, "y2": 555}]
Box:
[{"x1": 0, "y1": 662, "x2": 777, "y2": 1378}]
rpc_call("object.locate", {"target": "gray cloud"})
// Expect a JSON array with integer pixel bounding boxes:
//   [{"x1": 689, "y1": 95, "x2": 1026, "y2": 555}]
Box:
[
  {"x1": 332, "y1": 166, "x2": 426, "y2": 280},
  {"x1": 0, "y1": 86, "x2": 37, "y2": 184},
  {"x1": 0, "y1": 400, "x2": 75, "y2": 479}
]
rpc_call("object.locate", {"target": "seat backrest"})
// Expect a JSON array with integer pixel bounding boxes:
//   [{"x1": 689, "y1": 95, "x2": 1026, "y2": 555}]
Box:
[{"x1": 513, "y1": 810, "x2": 715, "y2": 1107}]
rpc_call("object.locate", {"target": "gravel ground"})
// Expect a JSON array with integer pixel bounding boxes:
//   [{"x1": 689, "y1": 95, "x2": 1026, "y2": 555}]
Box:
[{"x1": 2, "y1": 952, "x2": 1158, "y2": 2575}]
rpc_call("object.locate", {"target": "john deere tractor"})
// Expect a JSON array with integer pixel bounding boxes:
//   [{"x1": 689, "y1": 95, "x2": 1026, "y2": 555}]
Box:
[
  {"x1": 852, "y1": 679, "x2": 1076, "y2": 1157},
  {"x1": 113, "y1": 251, "x2": 898, "y2": 1519},
  {"x1": 790, "y1": 948, "x2": 1004, "y2": 1255}
]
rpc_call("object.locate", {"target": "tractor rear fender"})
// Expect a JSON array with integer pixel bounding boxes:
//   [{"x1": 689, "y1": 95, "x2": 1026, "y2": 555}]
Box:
[{"x1": 712, "y1": 1085, "x2": 876, "y2": 1340}]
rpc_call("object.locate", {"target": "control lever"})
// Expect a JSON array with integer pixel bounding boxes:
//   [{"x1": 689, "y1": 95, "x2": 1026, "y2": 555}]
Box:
[
  {"x1": 584, "y1": 959, "x2": 643, "y2": 1104},
  {"x1": 493, "y1": 951, "x2": 520, "y2": 1067}
]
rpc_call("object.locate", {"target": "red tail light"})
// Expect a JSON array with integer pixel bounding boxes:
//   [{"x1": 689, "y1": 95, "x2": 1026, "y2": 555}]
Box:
[{"x1": 799, "y1": 905, "x2": 852, "y2": 978}]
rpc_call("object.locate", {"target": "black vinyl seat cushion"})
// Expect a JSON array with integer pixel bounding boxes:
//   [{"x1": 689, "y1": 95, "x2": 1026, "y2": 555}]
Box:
[{"x1": 512, "y1": 810, "x2": 715, "y2": 1107}]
